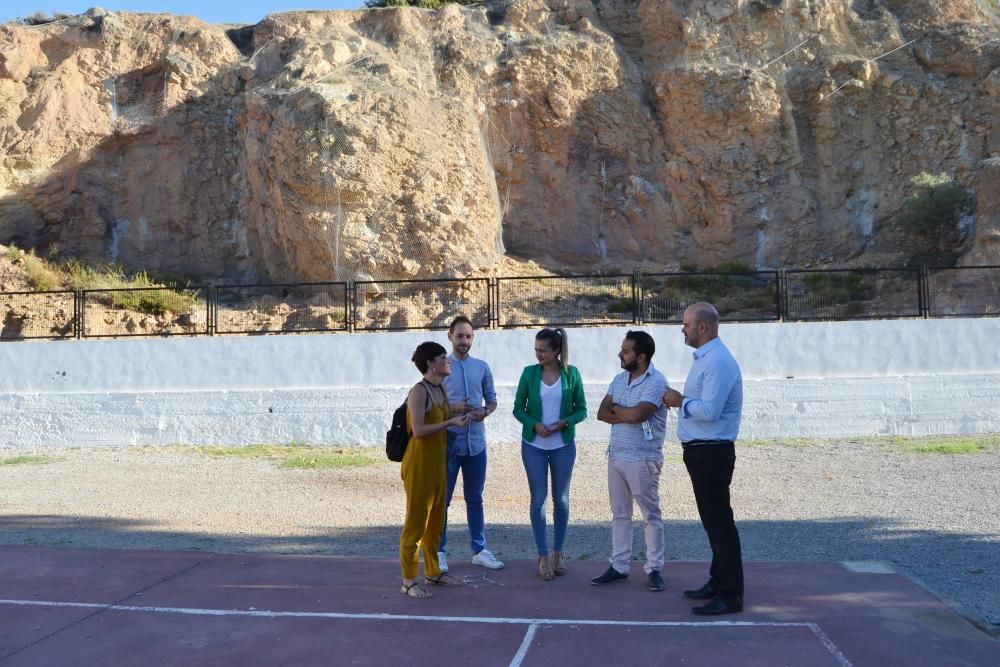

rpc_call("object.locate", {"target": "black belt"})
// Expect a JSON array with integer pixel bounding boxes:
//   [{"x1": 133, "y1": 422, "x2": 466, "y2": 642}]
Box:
[{"x1": 681, "y1": 439, "x2": 734, "y2": 448}]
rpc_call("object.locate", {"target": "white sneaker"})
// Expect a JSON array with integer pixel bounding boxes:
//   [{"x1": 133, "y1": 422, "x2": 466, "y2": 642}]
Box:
[
  {"x1": 472, "y1": 549, "x2": 504, "y2": 570},
  {"x1": 437, "y1": 551, "x2": 449, "y2": 573}
]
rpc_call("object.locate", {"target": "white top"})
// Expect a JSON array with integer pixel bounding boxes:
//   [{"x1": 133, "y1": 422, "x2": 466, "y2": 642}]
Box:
[{"x1": 527, "y1": 377, "x2": 565, "y2": 450}]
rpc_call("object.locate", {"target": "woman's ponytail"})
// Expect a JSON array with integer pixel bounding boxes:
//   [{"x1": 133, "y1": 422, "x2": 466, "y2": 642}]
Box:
[{"x1": 555, "y1": 327, "x2": 568, "y2": 372}]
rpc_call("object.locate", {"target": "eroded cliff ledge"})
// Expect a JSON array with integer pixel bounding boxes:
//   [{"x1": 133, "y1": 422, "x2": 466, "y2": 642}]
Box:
[{"x1": 1, "y1": 0, "x2": 998, "y2": 282}]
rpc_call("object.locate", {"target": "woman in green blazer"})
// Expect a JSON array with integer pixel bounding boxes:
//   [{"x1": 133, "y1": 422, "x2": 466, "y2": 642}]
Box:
[{"x1": 512, "y1": 327, "x2": 587, "y2": 580}]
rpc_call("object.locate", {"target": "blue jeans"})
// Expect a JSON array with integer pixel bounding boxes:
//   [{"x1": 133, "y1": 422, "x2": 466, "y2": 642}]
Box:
[
  {"x1": 440, "y1": 431, "x2": 487, "y2": 555},
  {"x1": 521, "y1": 441, "x2": 576, "y2": 557}
]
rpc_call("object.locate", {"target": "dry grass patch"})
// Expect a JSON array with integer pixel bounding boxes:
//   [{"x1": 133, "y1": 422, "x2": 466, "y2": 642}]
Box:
[
  {"x1": 152, "y1": 444, "x2": 385, "y2": 469},
  {"x1": 0, "y1": 454, "x2": 59, "y2": 465},
  {"x1": 854, "y1": 434, "x2": 1000, "y2": 455}
]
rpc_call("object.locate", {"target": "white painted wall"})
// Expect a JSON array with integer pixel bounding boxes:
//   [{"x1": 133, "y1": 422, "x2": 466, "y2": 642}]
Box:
[{"x1": 1, "y1": 319, "x2": 998, "y2": 448}]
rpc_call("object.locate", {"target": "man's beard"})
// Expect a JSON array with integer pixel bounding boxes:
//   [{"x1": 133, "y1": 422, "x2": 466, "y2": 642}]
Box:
[{"x1": 622, "y1": 358, "x2": 639, "y2": 372}]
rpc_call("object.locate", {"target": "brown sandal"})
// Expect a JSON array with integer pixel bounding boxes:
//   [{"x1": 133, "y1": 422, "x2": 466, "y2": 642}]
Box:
[
  {"x1": 425, "y1": 573, "x2": 461, "y2": 587},
  {"x1": 400, "y1": 581, "x2": 431, "y2": 598},
  {"x1": 538, "y1": 555, "x2": 554, "y2": 581},
  {"x1": 551, "y1": 551, "x2": 567, "y2": 576}
]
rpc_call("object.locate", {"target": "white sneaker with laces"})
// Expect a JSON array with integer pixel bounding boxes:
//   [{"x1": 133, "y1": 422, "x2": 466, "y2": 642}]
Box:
[
  {"x1": 471, "y1": 549, "x2": 504, "y2": 570},
  {"x1": 437, "y1": 551, "x2": 449, "y2": 573}
]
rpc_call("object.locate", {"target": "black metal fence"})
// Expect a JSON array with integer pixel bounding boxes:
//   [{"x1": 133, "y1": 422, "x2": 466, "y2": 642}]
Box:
[
  {"x1": 782, "y1": 269, "x2": 923, "y2": 321},
  {"x1": 926, "y1": 266, "x2": 1000, "y2": 318},
  {"x1": 2, "y1": 266, "x2": 997, "y2": 340},
  {"x1": 353, "y1": 278, "x2": 491, "y2": 331},
  {"x1": 642, "y1": 271, "x2": 781, "y2": 323},
  {"x1": 0, "y1": 290, "x2": 77, "y2": 340},
  {"x1": 215, "y1": 282, "x2": 349, "y2": 335},
  {"x1": 497, "y1": 274, "x2": 635, "y2": 328},
  {"x1": 80, "y1": 286, "x2": 211, "y2": 338}
]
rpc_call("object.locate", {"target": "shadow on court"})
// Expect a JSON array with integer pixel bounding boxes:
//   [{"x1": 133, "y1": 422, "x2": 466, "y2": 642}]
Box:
[
  {"x1": 1, "y1": 512, "x2": 997, "y2": 638},
  {"x1": 0, "y1": 541, "x2": 997, "y2": 666}
]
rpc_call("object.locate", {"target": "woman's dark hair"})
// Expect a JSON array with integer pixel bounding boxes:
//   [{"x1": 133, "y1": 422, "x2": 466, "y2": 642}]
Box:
[
  {"x1": 536, "y1": 327, "x2": 569, "y2": 371},
  {"x1": 412, "y1": 341, "x2": 447, "y2": 373}
]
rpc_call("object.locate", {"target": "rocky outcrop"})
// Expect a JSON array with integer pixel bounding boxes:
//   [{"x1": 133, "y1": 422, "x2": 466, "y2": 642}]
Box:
[
  {"x1": 963, "y1": 157, "x2": 1000, "y2": 265},
  {"x1": 0, "y1": 1, "x2": 997, "y2": 282}
]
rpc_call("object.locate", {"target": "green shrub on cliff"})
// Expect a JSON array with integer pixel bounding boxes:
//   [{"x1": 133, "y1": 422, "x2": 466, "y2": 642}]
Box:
[
  {"x1": 899, "y1": 172, "x2": 972, "y2": 235},
  {"x1": 899, "y1": 172, "x2": 972, "y2": 266},
  {"x1": 4, "y1": 245, "x2": 61, "y2": 291}
]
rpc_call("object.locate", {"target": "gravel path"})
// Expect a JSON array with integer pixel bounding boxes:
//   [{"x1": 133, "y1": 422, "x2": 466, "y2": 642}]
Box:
[{"x1": 1, "y1": 441, "x2": 997, "y2": 635}]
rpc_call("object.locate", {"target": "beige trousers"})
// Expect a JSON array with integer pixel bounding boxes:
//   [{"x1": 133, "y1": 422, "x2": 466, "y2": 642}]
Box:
[{"x1": 607, "y1": 457, "x2": 665, "y2": 575}]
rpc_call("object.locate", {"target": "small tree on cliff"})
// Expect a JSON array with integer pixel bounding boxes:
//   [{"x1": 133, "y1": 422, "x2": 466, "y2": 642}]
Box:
[{"x1": 899, "y1": 172, "x2": 973, "y2": 267}]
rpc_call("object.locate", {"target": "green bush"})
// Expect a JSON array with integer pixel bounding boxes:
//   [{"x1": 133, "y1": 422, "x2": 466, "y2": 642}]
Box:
[
  {"x1": 802, "y1": 271, "x2": 865, "y2": 298},
  {"x1": 607, "y1": 297, "x2": 637, "y2": 314},
  {"x1": 5, "y1": 245, "x2": 62, "y2": 291},
  {"x1": 898, "y1": 172, "x2": 972, "y2": 267},
  {"x1": 643, "y1": 263, "x2": 776, "y2": 321},
  {"x1": 899, "y1": 172, "x2": 972, "y2": 235},
  {"x1": 62, "y1": 260, "x2": 202, "y2": 316},
  {"x1": 713, "y1": 260, "x2": 754, "y2": 273},
  {"x1": 23, "y1": 253, "x2": 61, "y2": 291}
]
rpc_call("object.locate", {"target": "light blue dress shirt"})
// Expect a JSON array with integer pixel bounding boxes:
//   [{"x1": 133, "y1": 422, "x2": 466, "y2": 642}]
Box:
[
  {"x1": 444, "y1": 354, "x2": 497, "y2": 457},
  {"x1": 677, "y1": 337, "x2": 744, "y2": 443}
]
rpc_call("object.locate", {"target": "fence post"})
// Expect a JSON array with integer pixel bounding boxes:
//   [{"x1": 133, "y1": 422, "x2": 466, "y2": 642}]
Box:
[
  {"x1": 492, "y1": 278, "x2": 501, "y2": 330},
  {"x1": 207, "y1": 284, "x2": 217, "y2": 336},
  {"x1": 487, "y1": 277, "x2": 497, "y2": 330},
  {"x1": 632, "y1": 271, "x2": 641, "y2": 325},
  {"x1": 78, "y1": 290, "x2": 86, "y2": 339},
  {"x1": 777, "y1": 270, "x2": 787, "y2": 322},
  {"x1": 346, "y1": 281, "x2": 356, "y2": 333},
  {"x1": 485, "y1": 278, "x2": 492, "y2": 330},
  {"x1": 74, "y1": 290, "x2": 82, "y2": 339},
  {"x1": 919, "y1": 267, "x2": 930, "y2": 319}
]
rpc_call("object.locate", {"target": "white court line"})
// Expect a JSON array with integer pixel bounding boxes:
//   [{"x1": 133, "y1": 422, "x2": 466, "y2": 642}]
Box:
[
  {"x1": 807, "y1": 623, "x2": 854, "y2": 667},
  {"x1": 0, "y1": 598, "x2": 853, "y2": 666},
  {"x1": 509, "y1": 623, "x2": 538, "y2": 667}
]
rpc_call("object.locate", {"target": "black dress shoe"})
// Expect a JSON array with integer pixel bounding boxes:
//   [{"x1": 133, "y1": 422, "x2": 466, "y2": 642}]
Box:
[
  {"x1": 691, "y1": 596, "x2": 743, "y2": 616},
  {"x1": 682, "y1": 582, "x2": 716, "y2": 600},
  {"x1": 590, "y1": 566, "x2": 628, "y2": 585},
  {"x1": 647, "y1": 570, "x2": 665, "y2": 592}
]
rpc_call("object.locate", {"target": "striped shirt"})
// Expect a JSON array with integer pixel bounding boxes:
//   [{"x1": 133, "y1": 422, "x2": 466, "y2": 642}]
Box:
[{"x1": 606, "y1": 363, "x2": 669, "y2": 463}]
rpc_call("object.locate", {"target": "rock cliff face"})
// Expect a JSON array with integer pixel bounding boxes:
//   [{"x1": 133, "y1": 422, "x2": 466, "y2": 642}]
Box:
[{"x1": 0, "y1": 1, "x2": 997, "y2": 282}]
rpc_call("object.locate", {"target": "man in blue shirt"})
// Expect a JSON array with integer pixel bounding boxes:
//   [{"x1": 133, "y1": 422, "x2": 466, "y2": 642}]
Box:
[
  {"x1": 663, "y1": 302, "x2": 744, "y2": 615},
  {"x1": 591, "y1": 330, "x2": 669, "y2": 593},
  {"x1": 439, "y1": 316, "x2": 504, "y2": 572}
]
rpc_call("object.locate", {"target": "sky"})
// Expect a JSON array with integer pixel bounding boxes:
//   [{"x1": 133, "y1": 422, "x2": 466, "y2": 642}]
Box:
[{"x1": 1, "y1": 1, "x2": 363, "y2": 25}]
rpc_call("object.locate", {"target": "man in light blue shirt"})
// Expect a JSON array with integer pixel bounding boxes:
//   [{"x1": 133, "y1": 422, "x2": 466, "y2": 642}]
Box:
[
  {"x1": 439, "y1": 316, "x2": 504, "y2": 572},
  {"x1": 663, "y1": 302, "x2": 744, "y2": 616}
]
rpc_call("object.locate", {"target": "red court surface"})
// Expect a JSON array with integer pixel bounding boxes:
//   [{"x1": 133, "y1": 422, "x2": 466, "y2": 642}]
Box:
[{"x1": 0, "y1": 545, "x2": 996, "y2": 666}]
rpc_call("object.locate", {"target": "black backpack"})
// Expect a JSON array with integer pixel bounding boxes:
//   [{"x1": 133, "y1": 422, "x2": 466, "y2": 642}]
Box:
[{"x1": 386, "y1": 381, "x2": 431, "y2": 462}]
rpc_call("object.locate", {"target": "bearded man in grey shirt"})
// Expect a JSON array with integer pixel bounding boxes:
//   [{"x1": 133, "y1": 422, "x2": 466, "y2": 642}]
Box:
[{"x1": 591, "y1": 330, "x2": 669, "y2": 593}]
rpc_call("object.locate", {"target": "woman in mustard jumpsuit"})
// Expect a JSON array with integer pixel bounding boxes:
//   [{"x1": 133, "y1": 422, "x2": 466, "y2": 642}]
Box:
[{"x1": 400, "y1": 342, "x2": 472, "y2": 599}]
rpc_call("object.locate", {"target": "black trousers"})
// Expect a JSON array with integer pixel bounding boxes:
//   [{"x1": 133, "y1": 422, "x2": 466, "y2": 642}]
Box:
[{"x1": 683, "y1": 441, "x2": 744, "y2": 602}]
